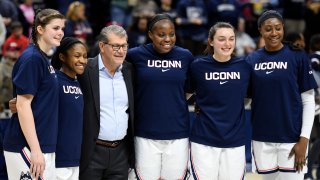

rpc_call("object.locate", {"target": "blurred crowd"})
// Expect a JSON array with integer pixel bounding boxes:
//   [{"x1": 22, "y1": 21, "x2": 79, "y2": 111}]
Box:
[{"x1": 1, "y1": 0, "x2": 320, "y2": 57}]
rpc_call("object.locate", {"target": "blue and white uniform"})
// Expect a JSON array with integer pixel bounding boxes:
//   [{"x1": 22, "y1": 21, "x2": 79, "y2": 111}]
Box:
[
  {"x1": 3, "y1": 44, "x2": 59, "y2": 180},
  {"x1": 189, "y1": 55, "x2": 251, "y2": 180},
  {"x1": 55, "y1": 71, "x2": 83, "y2": 180},
  {"x1": 126, "y1": 43, "x2": 193, "y2": 179},
  {"x1": 246, "y1": 44, "x2": 317, "y2": 175}
]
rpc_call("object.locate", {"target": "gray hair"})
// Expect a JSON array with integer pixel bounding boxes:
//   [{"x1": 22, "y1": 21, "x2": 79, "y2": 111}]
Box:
[{"x1": 98, "y1": 25, "x2": 127, "y2": 43}]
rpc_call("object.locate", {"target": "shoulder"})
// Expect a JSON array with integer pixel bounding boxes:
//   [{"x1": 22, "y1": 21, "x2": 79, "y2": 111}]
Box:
[
  {"x1": 123, "y1": 60, "x2": 133, "y2": 69},
  {"x1": 191, "y1": 55, "x2": 210, "y2": 67},
  {"x1": 18, "y1": 45, "x2": 43, "y2": 63},
  {"x1": 173, "y1": 46, "x2": 194, "y2": 57}
]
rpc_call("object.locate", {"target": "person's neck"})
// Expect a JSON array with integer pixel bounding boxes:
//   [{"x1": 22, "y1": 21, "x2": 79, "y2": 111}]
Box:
[
  {"x1": 213, "y1": 54, "x2": 231, "y2": 62},
  {"x1": 60, "y1": 68, "x2": 76, "y2": 79},
  {"x1": 37, "y1": 39, "x2": 52, "y2": 54},
  {"x1": 103, "y1": 61, "x2": 119, "y2": 77}
]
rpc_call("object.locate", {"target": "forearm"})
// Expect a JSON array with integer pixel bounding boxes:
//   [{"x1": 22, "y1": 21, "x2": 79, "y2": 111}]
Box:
[{"x1": 300, "y1": 89, "x2": 315, "y2": 139}]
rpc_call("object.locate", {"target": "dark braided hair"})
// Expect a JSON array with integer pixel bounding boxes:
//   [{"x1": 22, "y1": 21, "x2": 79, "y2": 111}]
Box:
[
  {"x1": 31, "y1": 9, "x2": 65, "y2": 47},
  {"x1": 51, "y1": 37, "x2": 85, "y2": 70}
]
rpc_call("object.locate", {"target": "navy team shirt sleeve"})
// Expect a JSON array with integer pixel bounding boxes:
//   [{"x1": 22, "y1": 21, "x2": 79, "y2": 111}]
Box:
[{"x1": 13, "y1": 55, "x2": 44, "y2": 95}]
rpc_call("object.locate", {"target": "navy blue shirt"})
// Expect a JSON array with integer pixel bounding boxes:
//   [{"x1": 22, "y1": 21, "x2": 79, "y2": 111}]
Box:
[
  {"x1": 126, "y1": 44, "x2": 194, "y2": 140},
  {"x1": 189, "y1": 56, "x2": 251, "y2": 148},
  {"x1": 4, "y1": 44, "x2": 59, "y2": 153},
  {"x1": 246, "y1": 44, "x2": 317, "y2": 143},
  {"x1": 55, "y1": 71, "x2": 83, "y2": 167}
]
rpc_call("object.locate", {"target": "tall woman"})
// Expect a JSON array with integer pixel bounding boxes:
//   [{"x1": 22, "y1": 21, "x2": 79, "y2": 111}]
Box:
[
  {"x1": 3, "y1": 9, "x2": 65, "y2": 180},
  {"x1": 189, "y1": 22, "x2": 251, "y2": 180},
  {"x1": 126, "y1": 13, "x2": 194, "y2": 179},
  {"x1": 246, "y1": 10, "x2": 317, "y2": 180}
]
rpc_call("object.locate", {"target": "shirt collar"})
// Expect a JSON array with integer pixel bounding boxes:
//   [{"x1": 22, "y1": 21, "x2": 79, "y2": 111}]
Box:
[{"x1": 98, "y1": 54, "x2": 123, "y2": 72}]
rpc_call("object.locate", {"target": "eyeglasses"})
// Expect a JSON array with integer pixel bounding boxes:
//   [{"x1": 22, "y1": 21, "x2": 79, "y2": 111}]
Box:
[{"x1": 102, "y1": 42, "x2": 129, "y2": 51}]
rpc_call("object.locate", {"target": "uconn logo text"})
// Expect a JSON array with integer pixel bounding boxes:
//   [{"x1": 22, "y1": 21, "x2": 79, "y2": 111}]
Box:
[
  {"x1": 205, "y1": 72, "x2": 240, "y2": 80},
  {"x1": 254, "y1": 62, "x2": 287, "y2": 70},
  {"x1": 63, "y1": 86, "x2": 82, "y2": 94},
  {"x1": 147, "y1": 60, "x2": 182, "y2": 68}
]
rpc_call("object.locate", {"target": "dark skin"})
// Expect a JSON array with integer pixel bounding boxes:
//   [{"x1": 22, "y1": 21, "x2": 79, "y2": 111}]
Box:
[
  {"x1": 148, "y1": 19, "x2": 176, "y2": 54},
  {"x1": 260, "y1": 17, "x2": 308, "y2": 173}
]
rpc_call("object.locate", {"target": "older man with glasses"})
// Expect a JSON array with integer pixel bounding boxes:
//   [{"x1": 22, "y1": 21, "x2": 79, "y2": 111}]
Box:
[{"x1": 78, "y1": 24, "x2": 134, "y2": 180}]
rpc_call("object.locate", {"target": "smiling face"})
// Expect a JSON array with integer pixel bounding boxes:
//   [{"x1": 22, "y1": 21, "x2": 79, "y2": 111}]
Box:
[
  {"x1": 259, "y1": 18, "x2": 284, "y2": 52},
  {"x1": 99, "y1": 32, "x2": 128, "y2": 71},
  {"x1": 37, "y1": 18, "x2": 65, "y2": 51},
  {"x1": 60, "y1": 43, "x2": 87, "y2": 78},
  {"x1": 148, "y1": 19, "x2": 176, "y2": 54},
  {"x1": 210, "y1": 27, "x2": 235, "y2": 61}
]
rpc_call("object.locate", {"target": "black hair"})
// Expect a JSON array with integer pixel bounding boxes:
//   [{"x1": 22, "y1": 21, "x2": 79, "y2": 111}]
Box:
[
  {"x1": 51, "y1": 37, "x2": 85, "y2": 70},
  {"x1": 257, "y1": 10, "x2": 283, "y2": 28},
  {"x1": 285, "y1": 32, "x2": 303, "y2": 43},
  {"x1": 310, "y1": 34, "x2": 320, "y2": 52},
  {"x1": 10, "y1": 21, "x2": 23, "y2": 31},
  {"x1": 148, "y1": 13, "x2": 174, "y2": 32},
  {"x1": 31, "y1": 9, "x2": 65, "y2": 47}
]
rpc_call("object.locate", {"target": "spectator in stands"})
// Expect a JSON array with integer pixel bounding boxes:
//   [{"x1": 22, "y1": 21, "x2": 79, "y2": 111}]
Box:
[
  {"x1": 18, "y1": 0, "x2": 35, "y2": 37},
  {"x1": 0, "y1": 21, "x2": 29, "y2": 111},
  {"x1": 65, "y1": 1, "x2": 93, "y2": 47},
  {"x1": 127, "y1": 16, "x2": 148, "y2": 48},
  {"x1": 175, "y1": 0, "x2": 208, "y2": 56},
  {"x1": 110, "y1": 0, "x2": 133, "y2": 29},
  {"x1": 284, "y1": 32, "x2": 306, "y2": 50},
  {"x1": 0, "y1": 15, "x2": 6, "y2": 60},
  {"x1": 0, "y1": 0, "x2": 19, "y2": 32},
  {"x1": 235, "y1": 18, "x2": 256, "y2": 57},
  {"x1": 281, "y1": 0, "x2": 307, "y2": 34}
]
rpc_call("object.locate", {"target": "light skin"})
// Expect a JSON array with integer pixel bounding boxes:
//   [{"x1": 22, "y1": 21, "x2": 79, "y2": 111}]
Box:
[
  {"x1": 17, "y1": 17, "x2": 64, "y2": 179},
  {"x1": 37, "y1": 18, "x2": 65, "y2": 53},
  {"x1": 209, "y1": 27, "x2": 235, "y2": 62},
  {"x1": 148, "y1": 19, "x2": 176, "y2": 54},
  {"x1": 59, "y1": 43, "x2": 88, "y2": 78},
  {"x1": 260, "y1": 17, "x2": 308, "y2": 173},
  {"x1": 99, "y1": 32, "x2": 128, "y2": 76}
]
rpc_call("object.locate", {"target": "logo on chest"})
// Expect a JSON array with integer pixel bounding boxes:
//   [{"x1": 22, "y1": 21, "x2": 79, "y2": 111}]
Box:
[
  {"x1": 254, "y1": 62, "x2": 287, "y2": 74},
  {"x1": 147, "y1": 60, "x2": 182, "y2": 72},
  {"x1": 205, "y1": 72, "x2": 240, "y2": 81},
  {"x1": 63, "y1": 85, "x2": 83, "y2": 95}
]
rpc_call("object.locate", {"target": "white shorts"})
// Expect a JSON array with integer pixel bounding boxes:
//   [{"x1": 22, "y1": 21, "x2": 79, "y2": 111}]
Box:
[
  {"x1": 4, "y1": 147, "x2": 56, "y2": 180},
  {"x1": 252, "y1": 141, "x2": 308, "y2": 174},
  {"x1": 134, "y1": 137, "x2": 189, "y2": 180},
  {"x1": 190, "y1": 142, "x2": 246, "y2": 180},
  {"x1": 56, "y1": 167, "x2": 79, "y2": 180}
]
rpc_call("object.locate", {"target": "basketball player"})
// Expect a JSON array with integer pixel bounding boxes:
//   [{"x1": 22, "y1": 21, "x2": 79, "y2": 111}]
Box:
[
  {"x1": 246, "y1": 10, "x2": 317, "y2": 180},
  {"x1": 188, "y1": 22, "x2": 250, "y2": 180},
  {"x1": 3, "y1": 9, "x2": 65, "y2": 180},
  {"x1": 126, "y1": 13, "x2": 194, "y2": 179}
]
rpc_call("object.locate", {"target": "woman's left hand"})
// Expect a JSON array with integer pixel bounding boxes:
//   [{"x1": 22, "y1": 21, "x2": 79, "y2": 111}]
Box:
[{"x1": 288, "y1": 136, "x2": 308, "y2": 172}]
